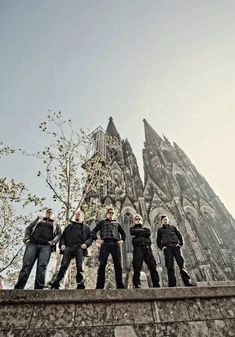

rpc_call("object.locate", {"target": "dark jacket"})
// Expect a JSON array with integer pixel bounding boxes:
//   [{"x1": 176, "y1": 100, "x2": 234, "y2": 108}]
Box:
[
  {"x1": 23, "y1": 216, "x2": 61, "y2": 252},
  {"x1": 92, "y1": 219, "x2": 126, "y2": 242},
  {"x1": 130, "y1": 225, "x2": 151, "y2": 246},
  {"x1": 157, "y1": 224, "x2": 183, "y2": 250},
  {"x1": 59, "y1": 221, "x2": 93, "y2": 255}
]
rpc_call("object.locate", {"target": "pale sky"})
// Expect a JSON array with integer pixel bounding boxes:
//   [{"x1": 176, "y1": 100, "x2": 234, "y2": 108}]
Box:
[{"x1": 1, "y1": 0, "x2": 235, "y2": 217}]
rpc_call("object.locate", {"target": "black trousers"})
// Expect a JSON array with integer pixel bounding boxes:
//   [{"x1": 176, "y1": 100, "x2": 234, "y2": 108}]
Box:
[
  {"x1": 15, "y1": 242, "x2": 52, "y2": 289},
  {"x1": 52, "y1": 246, "x2": 84, "y2": 288},
  {"x1": 96, "y1": 241, "x2": 125, "y2": 289},
  {"x1": 132, "y1": 245, "x2": 160, "y2": 288},
  {"x1": 164, "y1": 246, "x2": 190, "y2": 287}
]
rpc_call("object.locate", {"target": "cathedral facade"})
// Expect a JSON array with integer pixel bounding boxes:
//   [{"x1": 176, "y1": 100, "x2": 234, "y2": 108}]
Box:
[{"x1": 85, "y1": 117, "x2": 235, "y2": 287}]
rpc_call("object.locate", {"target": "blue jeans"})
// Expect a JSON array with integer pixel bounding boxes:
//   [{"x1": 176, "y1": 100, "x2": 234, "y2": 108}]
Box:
[{"x1": 15, "y1": 242, "x2": 52, "y2": 289}]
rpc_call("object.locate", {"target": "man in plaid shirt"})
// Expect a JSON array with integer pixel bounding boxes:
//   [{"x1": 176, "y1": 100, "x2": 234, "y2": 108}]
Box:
[{"x1": 93, "y1": 208, "x2": 126, "y2": 289}]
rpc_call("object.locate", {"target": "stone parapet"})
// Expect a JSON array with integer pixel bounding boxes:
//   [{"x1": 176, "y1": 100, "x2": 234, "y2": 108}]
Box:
[{"x1": 0, "y1": 284, "x2": 234, "y2": 336}]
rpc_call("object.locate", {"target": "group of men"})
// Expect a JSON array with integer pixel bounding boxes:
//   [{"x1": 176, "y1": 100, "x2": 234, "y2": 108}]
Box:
[{"x1": 14, "y1": 207, "x2": 194, "y2": 290}]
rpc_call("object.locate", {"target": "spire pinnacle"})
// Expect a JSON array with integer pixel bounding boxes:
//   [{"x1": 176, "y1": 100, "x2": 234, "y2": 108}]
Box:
[
  {"x1": 143, "y1": 119, "x2": 162, "y2": 145},
  {"x1": 106, "y1": 117, "x2": 121, "y2": 140}
]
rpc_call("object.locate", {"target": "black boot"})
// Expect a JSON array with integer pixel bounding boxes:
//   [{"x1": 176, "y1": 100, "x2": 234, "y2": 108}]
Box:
[{"x1": 51, "y1": 282, "x2": 60, "y2": 289}]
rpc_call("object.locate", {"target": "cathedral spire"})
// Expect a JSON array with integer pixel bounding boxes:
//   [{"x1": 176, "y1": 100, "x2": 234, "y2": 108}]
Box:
[
  {"x1": 123, "y1": 138, "x2": 132, "y2": 153},
  {"x1": 163, "y1": 134, "x2": 172, "y2": 146},
  {"x1": 143, "y1": 119, "x2": 162, "y2": 145},
  {"x1": 173, "y1": 142, "x2": 188, "y2": 158},
  {"x1": 106, "y1": 117, "x2": 121, "y2": 140}
]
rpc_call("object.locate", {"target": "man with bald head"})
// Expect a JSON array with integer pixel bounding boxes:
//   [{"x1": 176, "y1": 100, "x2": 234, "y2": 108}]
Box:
[{"x1": 51, "y1": 210, "x2": 93, "y2": 289}]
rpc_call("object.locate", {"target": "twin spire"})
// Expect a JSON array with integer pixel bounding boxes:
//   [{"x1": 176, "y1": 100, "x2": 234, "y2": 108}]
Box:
[
  {"x1": 106, "y1": 116, "x2": 163, "y2": 144},
  {"x1": 107, "y1": 117, "x2": 168, "y2": 146}
]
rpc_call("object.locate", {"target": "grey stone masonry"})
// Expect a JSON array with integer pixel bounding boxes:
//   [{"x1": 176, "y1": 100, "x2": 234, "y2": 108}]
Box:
[
  {"x1": 87, "y1": 119, "x2": 235, "y2": 288},
  {"x1": 0, "y1": 284, "x2": 234, "y2": 337}
]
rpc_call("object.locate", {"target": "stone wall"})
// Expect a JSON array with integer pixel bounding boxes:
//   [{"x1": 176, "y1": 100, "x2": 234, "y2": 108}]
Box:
[{"x1": 0, "y1": 285, "x2": 234, "y2": 337}]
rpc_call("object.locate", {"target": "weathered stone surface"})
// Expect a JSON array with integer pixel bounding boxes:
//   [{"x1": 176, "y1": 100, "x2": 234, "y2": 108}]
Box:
[
  {"x1": 30, "y1": 304, "x2": 75, "y2": 328},
  {"x1": 0, "y1": 304, "x2": 32, "y2": 329},
  {"x1": 74, "y1": 302, "x2": 116, "y2": 327},
  {"x1": 107, "y1": 324, "x2": 157, "y2": 337},
  {"x1": 74, "y1": 303, "x2": 94, "y2": 327},
  {"x1": 219, "y1": 297, "x2": 235, "y2": 319},
  {"x1": 0, "y1": 328, "x2": 96, "y2": 337},
  {"x1": 207, "y1": 319, "x2": 235, "y2": 337},
  {"x1": 95, "y1": 326, "x2": 115, "y2": 337},
  {"x1": 153, "y1": 300, "x2": 189, "y2": 323},
  {"x1": 0, "y1": 286, "x2": 234, "y2": 337},
  {"x1": 187, "y1": 321, "x2": 209, "y2": 337},
  {"x1": 93, "y1": 302, "x2": 116, "y2": 326},
  {"x1": 133, "y1": 324, "x2": 156, "y2": 337},
  {"x1": 114, "y1": 325, "x2": 137, "y2": 337},
  {"x1": 1, "y1": 286, "x2": 235, "y2": 304},
  {"x1": 115, "y1": 301, "x2": 153, "y2": 324},
  {"x1": 187, "y1": 298, "x2": 223, "y2": 320},
  {"x1": 0, "y1": 290, "x2": 11, "y2": 303},
  {"x1": 155, "y1": 322, "x2": 191, "y2": 337},
  {"x1": 225, "y1": 319, "x2": 235, "y2": 337}
]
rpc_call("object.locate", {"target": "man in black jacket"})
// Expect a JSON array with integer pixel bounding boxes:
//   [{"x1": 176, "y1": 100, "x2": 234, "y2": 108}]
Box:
[
  {"x1": 92, "y1": 208, "x2": 126, "y2": 289},
  {"x1": 130, "y1": 214, "x2": 160, "y2": 288},
  {"x1": 15, "y1": 208, "x2": 61, "y2": 289},
  {"x1": 51, "y1": 210, "x2": 93, "y2": 289},
  {"x1": 157, "y1": 214, "x2": 193, "y2": 287}
]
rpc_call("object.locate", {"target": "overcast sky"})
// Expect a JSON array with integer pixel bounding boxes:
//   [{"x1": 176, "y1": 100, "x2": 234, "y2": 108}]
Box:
[{"x1": 1, "y1": 0, "x2": 235, "y2": 217}]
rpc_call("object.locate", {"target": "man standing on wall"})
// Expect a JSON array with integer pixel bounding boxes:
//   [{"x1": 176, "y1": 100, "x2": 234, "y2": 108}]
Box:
[
  {"x1": 51, "y1": 210, "x2": 93, "y2": 289},
  {"x1": 130, "y1": 214, "x2": 160, "y2": 288},
  {"x1": 93, "y1": 208, "x2": 126, "y2": 289},
  {"x1": 15, "y1": 208, "x2": 61, "y2": 289},
  {"x1": 157, "y1": 214, "x2": 194, "y2": 287}
]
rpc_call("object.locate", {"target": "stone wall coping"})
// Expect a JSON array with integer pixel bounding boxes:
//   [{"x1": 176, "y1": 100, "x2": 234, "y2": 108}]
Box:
[{"x1": 0, "y1": 285, "x2": 235, "y2": 304}]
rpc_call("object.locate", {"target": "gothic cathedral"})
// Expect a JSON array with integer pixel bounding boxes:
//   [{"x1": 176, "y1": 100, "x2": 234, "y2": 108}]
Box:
[{"x1": 85, "y1": 117, "x2": 235, "y2": 287}]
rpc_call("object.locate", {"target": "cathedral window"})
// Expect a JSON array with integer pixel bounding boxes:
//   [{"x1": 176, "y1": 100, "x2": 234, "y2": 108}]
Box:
[{"x1": 175, "y1": 173, "x2": 188, "y2": 191}]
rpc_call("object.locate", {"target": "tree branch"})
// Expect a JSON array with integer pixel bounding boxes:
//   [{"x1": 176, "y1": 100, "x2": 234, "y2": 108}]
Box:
[{"x1": 0, "y1": 245, "x2": 24, "y2": 273}]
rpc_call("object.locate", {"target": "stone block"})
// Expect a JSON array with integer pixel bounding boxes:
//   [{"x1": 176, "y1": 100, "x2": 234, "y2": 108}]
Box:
[
  {"x1": 155, "y1": 322, "x2": 191, "y2": 337},
  {"x1": 74, "y1": 303, "x2": 94, "y2": 327},
  {"x1": 219, "y1": 298, "x2": 235, "y2": 319},
  {"x1": 30, "y1": 304, "x2": 75, "y2": 329},
  {"x1": 207, "y1": 319, "x2": 235, "y2": 337},
  {"x1": 93, "y1": 302, "x2": 116, "y2": 326},
  {"x1": 187, "y1": 321, "x2": 209, "y2": 337},
  {"x1": 153, "y1": 300, "x2": 189, "y2": 323},
  {"x1": 115, "y1": 302, "x2": 153, "y2": 325},
  {"x1": 95, "y1": 326, "x2": 115, "y2": 337},
  {"x1": 0, "y1": 286, "x2": 234, "y2": 337},
  {"x1": 74, "y1": 302, "x2": 116, "y2": 327},
  {"x1": 0, "y1": 328, "x2": 96, "y2": 337},
  {"x1": 0, "y1": 304, "x2": 32, "y2": 329},
  {"x1": 0, "y1": 290, "x2": 11, "y2": 303},
  {"x1": 133, "y1": 324, "x2": 156, "y2": 337},
  {"x1": 187, "y1": 298, "x2": 223, "y2": 320}
]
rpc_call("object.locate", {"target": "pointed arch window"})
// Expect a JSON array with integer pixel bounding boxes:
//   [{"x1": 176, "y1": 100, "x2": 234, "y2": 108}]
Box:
[{"x1": 175, "y1": 173, "x2": 188, "y2": 191}]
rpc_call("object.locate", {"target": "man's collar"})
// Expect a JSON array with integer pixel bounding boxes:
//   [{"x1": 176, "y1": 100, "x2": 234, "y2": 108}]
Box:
[
  {"x1": 163, "y1": 223, "x2": 170, "y2": 227},
  {"x1": 72, "y1": 220, "x2": 83, "y2": 224},
  {"x1": 43, "y1": 217, "x2": 54, "y2": 222}
]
